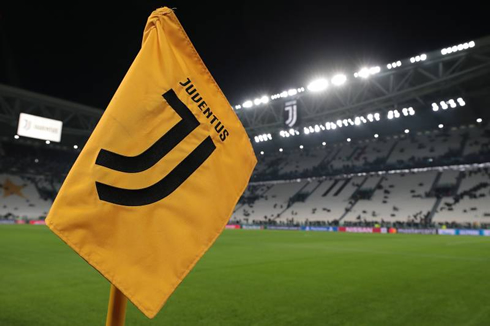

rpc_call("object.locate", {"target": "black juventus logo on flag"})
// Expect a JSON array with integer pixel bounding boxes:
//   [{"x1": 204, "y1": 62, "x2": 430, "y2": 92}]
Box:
[{"x1": 94, "y1": 89, "x2": 216, "y2": 206}]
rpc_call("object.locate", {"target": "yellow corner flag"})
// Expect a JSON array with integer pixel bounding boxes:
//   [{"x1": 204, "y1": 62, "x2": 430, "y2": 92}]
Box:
[{"x1": 46, "y1": 7, "x2": 256, "y2": 319}]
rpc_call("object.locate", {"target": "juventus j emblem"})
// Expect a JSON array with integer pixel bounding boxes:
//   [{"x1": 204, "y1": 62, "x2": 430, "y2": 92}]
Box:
[
  {"x1": 94, "y1": 89, "x2": 216, "y2": 206},
  {"x1": 284, "y1": 100, "x2": 297, "y2": 127}
]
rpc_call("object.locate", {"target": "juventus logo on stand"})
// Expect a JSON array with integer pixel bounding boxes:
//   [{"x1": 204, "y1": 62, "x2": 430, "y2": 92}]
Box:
[
  {"x1": 95, "y1": 89, "x2": 216, "y2": 206},
  {"x1": 284, "y1": 100, "x2": 298, "y2": 127}
]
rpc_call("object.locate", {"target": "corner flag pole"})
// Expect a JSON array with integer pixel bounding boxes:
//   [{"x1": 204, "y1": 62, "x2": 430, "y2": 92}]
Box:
[{"x1": 106, "y1": 284, "x2": 128, "y2": 326}]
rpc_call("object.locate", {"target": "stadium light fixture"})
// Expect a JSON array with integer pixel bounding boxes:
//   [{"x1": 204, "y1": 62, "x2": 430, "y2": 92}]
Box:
[
  {"x1": 404, "y1": 129, "x2": 410, "y2": 134},
  {"x1": 441, "y1": 41, "x2": 475, "y2": 56},
  {"x1": 279, "y1": 148, "x2": 283, "y2": 152},
  {"x1": 288, "y1": 89, "x2": 298, "y2": 96},
  {"x1": 432, "y1": 103, "x2": 439, "y2": 111},
  {"x1": 477, "y1": 118, "x2": 483, "y2": 123},
  {"x1": 254, "y1": 98, "x2": 262, "y2": 106},
  {"x1": 374, "y1": 134, "x2": 379, "y2": 138},
  {"x1": 299, "y1": 145, "x2": 304, "y2": 149},
  {"x1": 438, "y1": 124, "x2": 444, "y2": 129},
  {"x1": 370, "y1": 66, "x2": 381, "y2": 74},
  {"x1": 457, "y1": 98, "x2": 466, "y2": 106},
  {"x1": 331, "y1": 74, "x2": 347, "y2": 86},
  {"x1": 243, "y1": 100, "x2": 253, "y2": 108},
  {"x1": 234, "y1": 105, "x2": 242, "y2": 110},
  {"x1": 307, "y1": 78, "x2": 329, "y2": 92},
  {"x1": 347, "y1": 138, "x2": 351, "y2": 142},
  {"x1": 45, "y1": 140, "x2": 51, "y2": 145},
  {"x1": 322, "y1": 142, "x2": 326, "y2": 146},
  {"x1": 34, "y1": 158, "x2": 39, "y2": 163},
  {"x1": 254, "y1": 133, "x2": 272, "y2": 143},
  {"x1": 448, "y1": 99, "x2": 457, "y2": 108},
  {"x1": 357, "y1": 68, "x2": 370, "y2": 79},
  {"x1": 356, "y1": 66, "x2": 380, "y2": 79},
  {"x1": 14, "y1": 135, "x2": 19, "y2": 139},
  {"x1": 260, "y1": 151, "x2": 264, "y2": 155},
  {"x1": 74, "y1": 145, "x2": 78, "y2": 149}
]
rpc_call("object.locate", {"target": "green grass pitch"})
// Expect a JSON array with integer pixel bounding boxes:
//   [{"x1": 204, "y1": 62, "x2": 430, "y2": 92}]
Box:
[{"x1": 1, "y1": 225, "x2": 489, "y2": 325}]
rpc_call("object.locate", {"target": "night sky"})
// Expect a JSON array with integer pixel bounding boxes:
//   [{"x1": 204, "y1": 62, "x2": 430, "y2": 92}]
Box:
[{"x1": 1, "y1": 2, "x2": 489, "y2": 109}]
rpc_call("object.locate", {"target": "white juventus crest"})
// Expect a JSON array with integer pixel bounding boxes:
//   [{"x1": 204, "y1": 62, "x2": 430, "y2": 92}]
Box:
[{"x1": 284, "y1": 100, "x2": 298, "y2": 127}]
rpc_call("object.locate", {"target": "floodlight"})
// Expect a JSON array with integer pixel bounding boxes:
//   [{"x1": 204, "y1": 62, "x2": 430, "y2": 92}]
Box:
[
  {"x1": 243, "y1": 100, "x2": 253, "y2": 108},
  {"x1": 307, "y1": 78, "x2": 329, "y2": 92},
  {"x1": 358, "y1": 68, "x2": 370, "y2": 79},
  {"x1": 331, "y1": 74, "x2": 347, "y2": 86}
]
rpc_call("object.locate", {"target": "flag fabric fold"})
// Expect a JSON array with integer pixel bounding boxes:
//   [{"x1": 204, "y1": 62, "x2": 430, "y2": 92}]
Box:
[{"x1": 46, "y1": 7, "x2": 256, "y2": 318}]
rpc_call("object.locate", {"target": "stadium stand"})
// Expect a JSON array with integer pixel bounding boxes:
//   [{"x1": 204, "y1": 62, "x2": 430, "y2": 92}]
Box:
[
  {"x1": 2, "y1": 122, "x2": 490, "y2": 228},
  {"x1": 234, "y1": 123, "x2": 490, "y2": 228},
  {"x1": 0, "y1": 174, "x2": 52, "y2": 220}
]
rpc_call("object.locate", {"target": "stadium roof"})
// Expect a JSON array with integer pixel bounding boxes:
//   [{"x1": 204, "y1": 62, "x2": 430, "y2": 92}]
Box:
[{"x1": 1, "y1": 35, "x2": 490, "y2": 149}]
